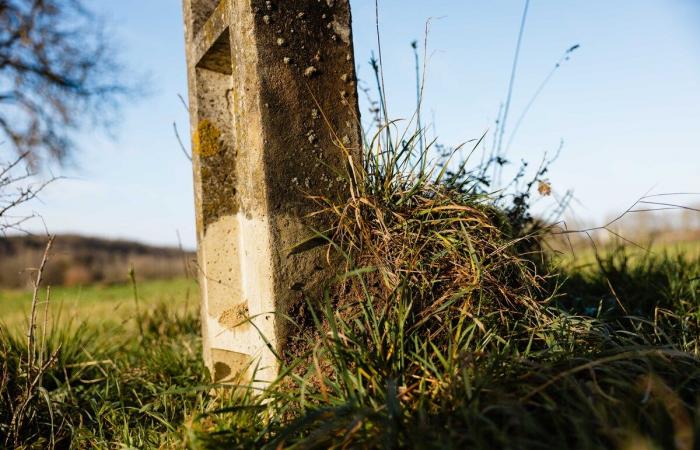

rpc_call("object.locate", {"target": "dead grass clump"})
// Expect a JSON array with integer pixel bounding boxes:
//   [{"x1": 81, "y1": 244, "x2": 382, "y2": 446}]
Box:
[{"x1": 308, "y1": 132, "x2": 553, "y2": 351}]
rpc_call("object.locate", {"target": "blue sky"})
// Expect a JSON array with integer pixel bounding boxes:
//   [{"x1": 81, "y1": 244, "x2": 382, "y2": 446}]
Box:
[{"x1": 8, "y1": 0, "x2": 700, "y2": 248}]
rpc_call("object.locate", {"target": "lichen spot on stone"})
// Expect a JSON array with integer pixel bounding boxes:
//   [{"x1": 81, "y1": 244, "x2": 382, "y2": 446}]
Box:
[
  {"x1": 332, "y1": 20, "x2": 351, "y2": 45},
  {"x1": 193, "y1": 119, "x2": 223, "y2": 157},
  {"x1": 304, "y1": 66, "x2": 318, "y2": 77}
]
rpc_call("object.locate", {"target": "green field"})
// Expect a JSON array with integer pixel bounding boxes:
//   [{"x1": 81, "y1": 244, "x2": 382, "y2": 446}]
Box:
[
  {"x1": 551, "y1": 239, "x2": 700, "y2": 270},
  {"x1": 0, "y1": 278, "x2": 199, "y2": 331}
]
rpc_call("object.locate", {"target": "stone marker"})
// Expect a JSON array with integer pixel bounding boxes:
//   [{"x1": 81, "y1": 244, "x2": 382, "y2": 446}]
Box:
[{"x1": 182, "y1": 0, "x2": 361, "y2": 385}]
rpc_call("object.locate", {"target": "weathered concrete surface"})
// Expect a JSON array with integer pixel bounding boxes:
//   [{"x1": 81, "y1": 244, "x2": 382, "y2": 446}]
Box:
[{"x1": 182, "y1": 0, "x2": 361, "y2": 385}]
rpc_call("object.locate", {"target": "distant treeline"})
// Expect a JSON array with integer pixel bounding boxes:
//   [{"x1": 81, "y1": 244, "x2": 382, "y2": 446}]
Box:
[{"x1": 0, "y1": 235, "x2": 195, "y2": 289}]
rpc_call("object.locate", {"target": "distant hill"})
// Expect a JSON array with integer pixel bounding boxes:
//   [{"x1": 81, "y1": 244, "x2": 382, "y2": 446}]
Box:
[{"x1": 0, "y1": 234, "x2": 195, "y2": 289}]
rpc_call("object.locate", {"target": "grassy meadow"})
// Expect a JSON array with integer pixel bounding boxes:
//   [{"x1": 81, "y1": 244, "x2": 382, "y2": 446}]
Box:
[
  {"x1": 2, "y1": 97, "x2": 699, "y2": 450},
  {"x1": 0, "y1": 276, "x2": 206, "y2": 448},
  {"x1": 2, "y1": 240, "x2": 700, "y2": 448},
  {"x1": 0, "y1": 278, "x2": 199, "y2": 331}
]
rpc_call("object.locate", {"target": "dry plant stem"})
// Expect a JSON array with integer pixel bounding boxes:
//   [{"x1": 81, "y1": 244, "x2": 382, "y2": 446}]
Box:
[
  {"x1": 494, "y1": 0, "x2": 531, "y2": 184},
  {"x1": 27, "y1": 235, "x2": 54, "y2": 374},
  {"x1": 176, "y1": 229, "x2": 192, "y2": 279},
  {"x1": 173, "y1": 121, "x2": 192, "y2": 161},
  {"x1": 129, "y1": 265, "x2": 144, "y2": 339},
  {"x1": 553, "y1": 192, "x2": 700, "y2": 254},
  {"x1": 12, "y1": 347, "x2": 61, "y2": 448},
  {"x1": 40, "y1": 285, "x2": 51, "y2": 370},
  {"x1": 10, "y1": 235, "x2": 57, "y2": 448}
]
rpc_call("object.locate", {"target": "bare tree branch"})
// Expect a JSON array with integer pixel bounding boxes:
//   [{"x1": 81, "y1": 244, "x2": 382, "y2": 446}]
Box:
[
  {"x1": 0, "y1": 0, "x2": 134, "y2": 166},
  {"x1": 0, "y1": 152, "x2": 56, "y2": 233}
]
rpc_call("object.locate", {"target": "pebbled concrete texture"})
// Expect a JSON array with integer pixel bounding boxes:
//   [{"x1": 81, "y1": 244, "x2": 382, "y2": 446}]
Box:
[{"x1": 183, "y1": 0, "x2": 361, "y2": 386}]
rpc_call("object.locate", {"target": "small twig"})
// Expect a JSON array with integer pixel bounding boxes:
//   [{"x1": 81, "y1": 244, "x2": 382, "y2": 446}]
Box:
[
  {"x1": 39, "y1": 286, "x2": 51, "y2": 371},
  {"x1": 128, "y1": 264, "x2": 144, "y2": 339},
  {"x1": 638, "y1": 201, "x2": 700, "y2": 213},
  {"x1": 494, "y1": 0, "x2": 531, "y2": 184},
  {"x1": 0, "y1": 151, "x2": 31, "y2": 180},
  {"x1": 177, "y1": 93, "x2": 189, "y2": 112},
  {"x1": 504, "y1": 44, "x2": 580, "y2": 154},
  {"x1": 176, "y1": 229, "x2": 191, "y2": 279},
  {"x1": 173, "y1": 122, "x2": 192, "y2": 161},
  {"x1": 551, "y1": 192, "x2": 699, "y2": 242},
  {"x1": 12, "y1": 235, "x2": 54, "y2": 448},
  {"x1": 27, "y1": 235, "x2": 54, "y2": 374},
  {"x1": 1, "y1": 152, "x2": 60, "y2": 236}
]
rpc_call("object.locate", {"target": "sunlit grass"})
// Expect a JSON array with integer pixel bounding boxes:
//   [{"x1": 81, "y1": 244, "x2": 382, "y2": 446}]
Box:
[
  {"x1": 551, "y1": 239, "x2": 700, "y2": 270},
  {"x1": 0, "y1": 277, "x2": 199, "y2": 331}
]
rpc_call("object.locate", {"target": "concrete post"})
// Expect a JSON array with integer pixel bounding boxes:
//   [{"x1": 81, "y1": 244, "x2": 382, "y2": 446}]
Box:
[{"x1": 182, "y1": 0, "x2": 361, "y2": 385}]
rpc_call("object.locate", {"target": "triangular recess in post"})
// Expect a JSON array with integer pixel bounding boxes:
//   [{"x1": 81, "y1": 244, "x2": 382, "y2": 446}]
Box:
[{"x1": 196, "y1": 28, "x2": 232, "y2": 75}]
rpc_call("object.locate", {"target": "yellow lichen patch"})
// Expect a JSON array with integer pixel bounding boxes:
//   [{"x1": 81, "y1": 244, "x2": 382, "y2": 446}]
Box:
[
  {"x1": 218, "y1": 303, "x2": 250, "y2": 330},
  {"x1": 193, "y1": 119, "x2": 223, "y2": 157}
]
